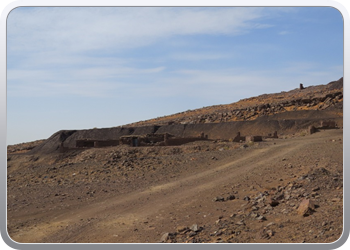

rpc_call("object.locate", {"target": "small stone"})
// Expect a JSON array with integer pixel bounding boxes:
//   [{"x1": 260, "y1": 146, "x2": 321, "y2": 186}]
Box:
[
  {"x1": 250, "y1": 213, "x2": 258, "y2": 218},
  {"x1": 257, "y1": 215, "x2": 267, "y2": 221},
  {"x1": 226, "y1": 194, "x2": 236, "y2": 201},
  {"x1": 268, "y1": 196, "x2": 280, "y2": 207},
  {"x1": 213, "y1": 196, "x2": 225, "y2": 202},
  {"x1": 160, "y1": 232, "x2": 169, "y2": 242},
  {"x1": 243, "y1": 196, "x2": 250, "y2": 201},
  {"x1": 176, "y1": 226, "x2": 188, "y2": 233},
  {"x1": 297, "y1": 199, "x2": 315, "y2": 216},
  {"x1": 266, "y1": 230, "x2": 274, "y2": 237},
  {"x1": 190, "y1": 224, "x2": 199, "y2": 232},
  {"x1": 236, "y1": 220, "x2": 245, "y2": 225},
  {"x1": 215, "y1": 230, "x2": 223, "y2": 236},
  {"x1": 188, "y1": 231, "x2": 197, "y2": 237},
  {"x1": 251, "y1": 206, "x2": 258, "y2": 211},
  {"x1": 266, "y1": 222, "x2": 275, "y2": 227}
]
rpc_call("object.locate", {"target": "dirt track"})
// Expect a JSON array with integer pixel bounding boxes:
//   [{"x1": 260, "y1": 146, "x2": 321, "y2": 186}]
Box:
[{"x1": 7, "y1": 129, "x2": 343, "y2": 243}]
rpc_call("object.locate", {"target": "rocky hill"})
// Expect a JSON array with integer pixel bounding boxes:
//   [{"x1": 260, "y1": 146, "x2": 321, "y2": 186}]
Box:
[
  {"x1": 7, "y1": 78, "x2": 343, "y2": 155},
  {"x1": 6, "y1": 77, "x2": 344, "y2": 244},
  {"x1": 127, "y1": 77, "x2": 343, "y2": 126}
]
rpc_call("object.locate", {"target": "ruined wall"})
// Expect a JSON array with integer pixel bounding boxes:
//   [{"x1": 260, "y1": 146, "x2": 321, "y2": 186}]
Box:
[
  {"x1": 232, "y1": 132, "x2": 245, "y2": 142},
  {"x1": 30, "y1": 115, "x2": 341, "y2": 154},
  {"x1": 62, "y1": 125, "x2": 159, "y2": 148},
  {"x1": 94, "y1": 140, "x2": 119, "y2": 147},
  {"x1": 246, "y1": 136, "x2": 263, "y2": 142},
  {"x1": 76, "y1": 140, "x2": 95, "y2": 148},
  {"x1": 270, "y1": 131, "x2": 278, "y2": 138},
  {"x1": 308, "y1": 126, "x2": 317, "y2": 135},
  {"x1": 320, "y1": 120, "x2": 337, "y2": 129}
]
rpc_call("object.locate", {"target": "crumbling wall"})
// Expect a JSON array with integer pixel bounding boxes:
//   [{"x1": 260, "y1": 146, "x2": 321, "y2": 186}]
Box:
[
  {"x1": 76, "y1": 140, "x2": 95, "y2": 148},
  {"x1": 232, "y1": 132, "x2": 245, "y2": 142},
  {"x1": 246, "y1": 135, "x2": 263, "y2": 142},
  {"x1": 265, "y1": 131, "x2": 278, "y2": 139},
  {"x1": 30, "y1": 115, "x2": 341, "y2": 154},
  {"x1": 308, "y1": 126, "x2": 317, "y2": 135},
  {"x1": 94, "y1": 140, "x2": 119, "y2": 147},
  {"x1": 320, "y1": 120, "x2": 337, "y2": 129}
]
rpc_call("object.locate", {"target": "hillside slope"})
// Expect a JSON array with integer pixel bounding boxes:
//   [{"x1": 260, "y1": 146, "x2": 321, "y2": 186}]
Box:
[
  {"x1": 6, "y1": 78, "x2": 344, "y2": 244},
  {"x1": 7, "y1": 78, "x2": 343, "y2": 155},
  {"x1": 127, "y1": 77, "x2": 343, "y2": 126}
]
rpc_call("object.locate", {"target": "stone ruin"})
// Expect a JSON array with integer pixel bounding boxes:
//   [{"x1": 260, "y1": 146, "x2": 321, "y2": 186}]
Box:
[
  {"x1": 59, "y1": 130, "x2": 280, "y2": 152},
  {"x1": 308, "y1": 120, "x2": 338, "y2": 135},
  {"x1": 57, "y1": 118, "x2": 341, "y2": 152}
]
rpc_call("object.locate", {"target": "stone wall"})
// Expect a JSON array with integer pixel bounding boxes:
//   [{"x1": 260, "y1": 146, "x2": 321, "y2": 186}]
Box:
[
  {"x1": 232, "y1": 132, "x2": 245, "y2": 142},
  {"x1": 320, "y1": 120, "x2": 337, "y2": 129},
  {"x1": 94, "y1": 140, "x2": 119, "y2": 147},
  {"x1": 246, "y1": 136, "x2": 263, "y2": 142},
  {"x1": 29, "y1": 116, "x2": 340, "y2": 154},
  {"x1": 76, "y1": 140, "x2": 95, "y2": 148}
]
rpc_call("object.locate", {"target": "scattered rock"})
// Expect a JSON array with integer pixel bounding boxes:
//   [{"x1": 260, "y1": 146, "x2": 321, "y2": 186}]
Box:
[
  {"x1": 226, "y1": 194, "x2": 236, "y2": 201},
  {"x1": 297, "y1": 199, "x2": 316, "y2": 216},
  {"x1": 160, "y1": 232, "x2": 169, "y2": 242},
  {"x1": 213, "y1": 196, "x2": 225, "y2": 202},
  {"x1": 176, "y1": 226, "x2": 188, "y2": 233}
]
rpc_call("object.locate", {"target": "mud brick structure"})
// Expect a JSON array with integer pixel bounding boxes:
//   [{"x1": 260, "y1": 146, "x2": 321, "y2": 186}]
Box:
[
  {"x1": 232, "y1": 132, "x2": 245, "y2": 142},
  {"x1": 31, "y1": 117, "x2": 341, "y2": 154},
  {"x1": 308, "y1": 120, "x2": 338, "y2": 135},
  {"x1": 94, "y1": 140, "x2": 119, "y2": 147},
  {"x1": 320, "y1": 120, "x2": 337, "y2": 129},
  {"x1": 308, "y1": 125, "x2": 317, "y2": 135},
  {"x1": 265, "y1": 131, "x2": 278, "y2": 139},
  {"x1": 76, "y1": 139, "x2": 96, "y2": 148},
  {"x1": 246, "y1": 135, "x2": 263, "y2": 142}
]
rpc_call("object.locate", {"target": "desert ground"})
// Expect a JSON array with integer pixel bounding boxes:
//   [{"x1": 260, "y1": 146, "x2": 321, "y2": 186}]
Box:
[{"x1": 7, "y1": 128, "x2": 343, "y2": 243}]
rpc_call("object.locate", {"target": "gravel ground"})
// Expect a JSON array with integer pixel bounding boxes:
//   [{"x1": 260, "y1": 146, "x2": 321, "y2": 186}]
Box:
[{"x1": 7, "y1": 129, "x2": 343, "y2": 243}]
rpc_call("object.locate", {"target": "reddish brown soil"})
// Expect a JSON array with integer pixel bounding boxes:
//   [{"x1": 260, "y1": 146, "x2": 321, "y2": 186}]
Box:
[{"x1": 7, "y1": 129, "x2": 343, "y2": 243}]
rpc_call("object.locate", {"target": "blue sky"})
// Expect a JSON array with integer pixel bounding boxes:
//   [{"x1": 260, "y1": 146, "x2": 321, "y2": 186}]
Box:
[{"x1": 7, "y1": 7, "x2": 343, "y2": 145}]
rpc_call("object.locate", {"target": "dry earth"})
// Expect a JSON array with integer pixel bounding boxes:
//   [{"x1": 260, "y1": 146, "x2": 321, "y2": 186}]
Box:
[{"x1": 7, "y1": 129, "x2": 343, "y2": 243}]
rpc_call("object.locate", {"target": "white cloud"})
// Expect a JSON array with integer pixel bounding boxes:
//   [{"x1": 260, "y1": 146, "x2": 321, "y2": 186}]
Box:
[
  {"x1": 7, "y1": 7, "x2": 271, "y2": 54},
  {"x1": 7, "y1": 7, "x2": 279, "y2": 98}
]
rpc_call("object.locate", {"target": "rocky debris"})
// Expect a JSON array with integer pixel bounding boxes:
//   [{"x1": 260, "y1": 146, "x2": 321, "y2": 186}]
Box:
[
  {"x1": 226, "y1": 194, "x2": 236, "y2": 201},
  {"x1": 297, "y1": 199, "x2": 316, "y2": 216},
  {"x1": 256, "y1": 228, "x2": 274, "y2": 240},
  {"x1": 213, "y1": 194, "x2": 236, "y2": 202},
  {"x1": 159, "y1": 232, "x2": 177, "y2": 243},
  {"x1": 213, "y1": 196, "x2": 225, "y2": 202},
  {"x1": 169, "y1": 163, "x2": 342, "y2": 243},
  {"x1": 7, "y1": 125, "x2": 343, "y2": 244},
  {"x1": 126, "y1": 78, "x2": 343, "y2": 126}
]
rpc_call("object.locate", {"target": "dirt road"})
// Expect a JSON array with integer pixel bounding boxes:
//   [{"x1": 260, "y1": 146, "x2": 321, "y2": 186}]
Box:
[{"x1": 8, "y1": 129, "x2": 343, "y2": 243}]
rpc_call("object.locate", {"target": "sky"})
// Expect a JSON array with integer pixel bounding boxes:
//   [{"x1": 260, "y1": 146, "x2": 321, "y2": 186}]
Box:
[{"x1": 6, "y1": 6, "x2": 343, "y2": 145}]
